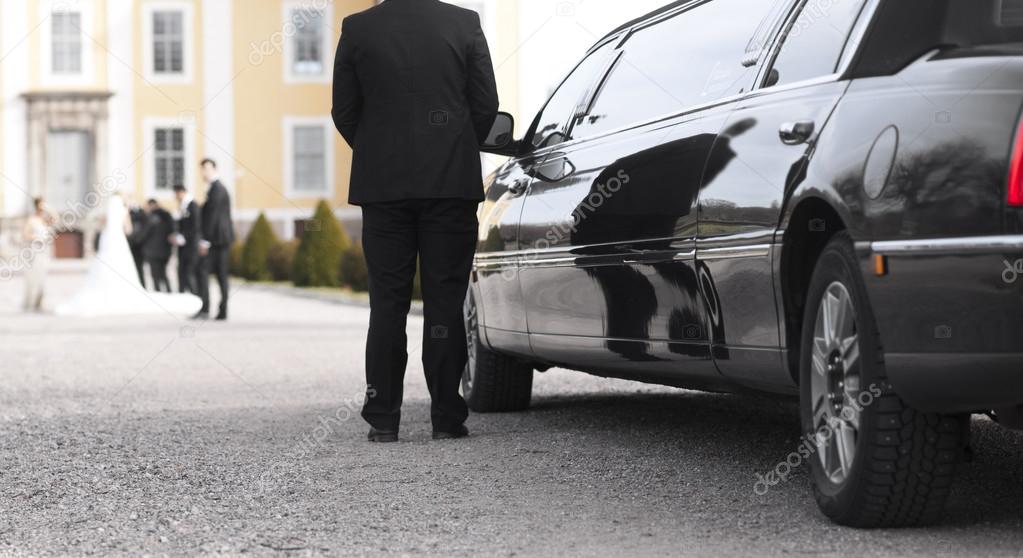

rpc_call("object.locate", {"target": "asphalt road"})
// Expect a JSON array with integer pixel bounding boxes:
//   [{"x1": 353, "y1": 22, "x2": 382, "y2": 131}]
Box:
[{"x1": 2, "y1": 271, "x2": 1023, "y2": 557}]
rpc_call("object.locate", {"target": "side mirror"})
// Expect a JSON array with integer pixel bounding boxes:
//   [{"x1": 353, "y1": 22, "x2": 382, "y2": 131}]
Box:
[{"x1": 482, "y1": 112, "x2": 517, "y2": 155}]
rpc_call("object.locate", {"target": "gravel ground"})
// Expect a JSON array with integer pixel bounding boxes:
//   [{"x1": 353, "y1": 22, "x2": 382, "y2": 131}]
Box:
[{"x1": 2, "y1": 270, "x2": 1023, "y2": 557}]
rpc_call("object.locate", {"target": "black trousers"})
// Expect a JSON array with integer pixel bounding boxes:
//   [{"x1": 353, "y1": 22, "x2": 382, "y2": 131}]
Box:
[
  {"x1": 197, "y1": 246, "x2": 230, "y2": 316},
  {"x1": 147, "y1": 258, "x2": 171, "y2": 293},
  {"x1": 360, "y1": 198, "x2": 478, "y2": 432},
  {"x1": 131, "y1": 248, "x2": 146, "y2": 287},
  {"x1": 178, "y1": 252, "x2": 198, "y2": 294}
]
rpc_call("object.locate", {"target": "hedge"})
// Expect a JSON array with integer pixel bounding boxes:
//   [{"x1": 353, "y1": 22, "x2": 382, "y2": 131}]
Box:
[
  {"x1": 340, "y1": 242, "x2": 369, "y2": 292},
  {"x1": 292, "y1": 200, "x2": 350, "y2": 287},
  {"x1": 240, "y1": 213, "x2": 279, "y2": 281},
  {"x1": 267, "y1": 239, "x2": 299, "y2": 282}
]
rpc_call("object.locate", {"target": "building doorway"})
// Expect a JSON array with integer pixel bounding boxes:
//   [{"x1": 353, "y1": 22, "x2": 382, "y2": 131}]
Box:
[{"x1": 47, "y1": 130, "x2": 92, "y2": 258}]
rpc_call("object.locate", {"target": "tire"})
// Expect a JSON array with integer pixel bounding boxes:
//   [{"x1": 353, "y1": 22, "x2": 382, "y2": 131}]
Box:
[
  {"x1": 462, "y1": 289, "x2": 533, "y2": 412},
  {"x1": 799, "y1": 232, "x2": 970, "y2": 528}
]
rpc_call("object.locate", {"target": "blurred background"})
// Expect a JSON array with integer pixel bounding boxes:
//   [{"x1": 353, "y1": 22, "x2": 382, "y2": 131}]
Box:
[{"x1": 0, "y1": 0, "x2": 666, "y2": 263}]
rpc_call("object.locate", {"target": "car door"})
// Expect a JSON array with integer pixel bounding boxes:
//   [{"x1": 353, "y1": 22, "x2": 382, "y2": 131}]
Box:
[
  {"x1": 518, "y1": 0, "x2": 786, "y2": 385},
  {"x1": 697, "y1": 0, "x2": 872, "y2": 390},
  {"x1": 473, "y1": 41, "x2": 618, "y2": 356}
]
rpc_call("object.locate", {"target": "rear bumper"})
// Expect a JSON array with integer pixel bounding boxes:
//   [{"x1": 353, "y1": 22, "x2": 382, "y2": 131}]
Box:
[{"x1": 859, "y1": 235, "x2": 1023, "y2": 413}]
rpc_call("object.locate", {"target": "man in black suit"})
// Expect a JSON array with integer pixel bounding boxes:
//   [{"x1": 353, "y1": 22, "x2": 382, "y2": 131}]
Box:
[
  {"x1": 333, "y1": 0, "x2": 499, "y2": 442},
  {"x1": 194, "y1": 159, "x2": 235, "y2": 321},
  {"x1": 172, "y1": 184, "x2": 201, "y2": 295},
  {"x1": 142, "y1": 199, "x2": 174, "y2": 293},
  {"x1": 127, "y1": 200, "x2": 148, "y2": 286}
]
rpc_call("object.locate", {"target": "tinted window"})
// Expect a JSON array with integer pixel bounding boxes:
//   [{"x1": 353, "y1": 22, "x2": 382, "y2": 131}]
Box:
[
  {"x1": 767, "y1": 0, "x2": 867, "y2": 87},
  {"x1": 573, "y1": 0, "x2": 781, "y2": 139},
  {"x1": 947, "y1": 0, "x2": 1023, "y2": 45},
  {"x1": 529, "y1": 42, "x2": 614, "y2": 148}
]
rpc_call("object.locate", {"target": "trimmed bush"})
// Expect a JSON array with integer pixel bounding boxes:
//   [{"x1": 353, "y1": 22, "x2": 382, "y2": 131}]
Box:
[
  {"x1": 340, "y1": 242, "x2": 370, "y2": 292},
  {"x1": 292, "y1": 200, "x2": 350, "y2": 287},
  {"x1": 267, "y1": 239, "x2": 299, "y2": 282},
  {"x1": 240, "y1": 213, "x2": 279, "y2": 281},
  {"x1": 229, "y1": 241, "x2": 244, "y2": 277}
]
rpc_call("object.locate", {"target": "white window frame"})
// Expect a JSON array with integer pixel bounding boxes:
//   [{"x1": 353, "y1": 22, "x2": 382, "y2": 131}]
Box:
[
  {"x1": 142, "y1": 1, "x2": 194, "y2": 84},
  {"x1": 283, "y1": 116, "x2": 335, "y2": 200},
  {"x1": 143, "y1": 116, "x2": 197, "y2": 200},
  {"x1": 283, "y1": 1, "x2": 335, "y2": 84},
  {"x1": 40, "y1": 0, "x2": 94, "y2": 87}
]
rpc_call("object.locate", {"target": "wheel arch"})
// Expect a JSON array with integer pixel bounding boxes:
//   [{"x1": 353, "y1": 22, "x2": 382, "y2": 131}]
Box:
[{"x1": 780, "y1": 195, "x2": 850, "y2": 384}]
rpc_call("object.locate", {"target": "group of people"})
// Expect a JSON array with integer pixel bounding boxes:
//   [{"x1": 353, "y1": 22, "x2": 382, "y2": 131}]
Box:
[
  {"x1": 21, "y1": 159, "x2": 234, "y2": 320},
  {"x1": 126, "y1": 188, "x2": 195, "y2": 295}
]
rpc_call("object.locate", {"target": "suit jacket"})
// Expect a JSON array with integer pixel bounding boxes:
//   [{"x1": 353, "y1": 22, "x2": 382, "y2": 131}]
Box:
[
  {"x1": 201, "y1": 180, "x2": 235, "y2": 248},
  {"x1": 177, "y1": 199, "x2": 201, "y2": 258},
  {"x1": 332, "y1": 0, "x2": 499, "y2": 205},
  {"x1": 128, "y1": 207, "x2": 148, "y2": 251},
  {"x1": 142, "y1": 208, "x2": 174, "y2": 261}
]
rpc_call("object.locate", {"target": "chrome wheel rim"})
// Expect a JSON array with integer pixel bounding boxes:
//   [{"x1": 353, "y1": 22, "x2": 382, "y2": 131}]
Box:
[
  {"x1": 462, "y1": 290, "x2": 478, "y2": 394},
  {"x1": 810, "y1": 282, "x2": 862, "y2": 485}
]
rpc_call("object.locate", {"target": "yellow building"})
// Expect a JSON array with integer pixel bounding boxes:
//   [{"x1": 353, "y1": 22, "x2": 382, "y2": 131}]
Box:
[{"x1": 0, "y1": 0, "x2": 521, "y2": 257}]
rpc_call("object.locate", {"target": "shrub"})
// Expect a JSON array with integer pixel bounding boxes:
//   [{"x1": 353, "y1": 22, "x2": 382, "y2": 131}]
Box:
[
  {"x1": 292, "y1": 200, "x2": 350, "y2": 287},
  {"x1": 240, "y1": 213, "x2": 279, "y2": 281},
  {"x1": 340, "y1": 241, "x2": 370, "y2": 292},
  {"x1": 229, "y1": 241, "x2": 244, "y2": 277},
  {"x1": 267, "y1": 239, "x2": 299, "y2": 282}
]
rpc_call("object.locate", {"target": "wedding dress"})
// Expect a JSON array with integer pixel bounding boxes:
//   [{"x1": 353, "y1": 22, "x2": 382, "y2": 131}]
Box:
[{"x1": 55, "y1": 195, "x2": 203, "y2": 317}]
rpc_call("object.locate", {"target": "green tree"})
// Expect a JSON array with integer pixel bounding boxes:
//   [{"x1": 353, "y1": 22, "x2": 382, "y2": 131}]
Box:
[
  {"x1": 293, "y1": 200, "x2": 350, "y2": 287},
  {"x1": 240, "y1": 213, "x2": 279, "y2": 281}
]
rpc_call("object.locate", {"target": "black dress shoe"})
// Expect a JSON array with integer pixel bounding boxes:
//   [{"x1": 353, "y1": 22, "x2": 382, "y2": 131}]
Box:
[
  {"x1": 368, "y1": 428, "x2": 399, "y2": 443},
  {"x1": 432, "y1": 424, "x2": 469, "y2": 440},
  {"x1": 191, "y1": 311, "x2": 210, "y2": 321},
  {"x1": 215, "y1": 312, "x2": 228, "y2": 321}
]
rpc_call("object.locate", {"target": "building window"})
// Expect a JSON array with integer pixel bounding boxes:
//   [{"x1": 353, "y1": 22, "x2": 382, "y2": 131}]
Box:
[
  {"x1": 292, "y1": 9, "x2": 324, "y2": 75},
  {"x1": 143, "y1": 3, "x2": 192, "y2": 83},
  {"x1": 51, "y1": 11, "x2": 83, "y2": 74},
  {"x1": 152, "y1": 10, "x2": 184, "y2": 74},
  {"x1": 154, "y1": 128, "x2": 185, "y2": 192},
  {"x1": 285, "y1": 117, "x2": 334, "y2": 198},
  {"x1": 293, "y1": 125, "x2": 326, "y2": 193},
  {"x1": 284, "y1": 2, "x2": 333, "y2": 83}
]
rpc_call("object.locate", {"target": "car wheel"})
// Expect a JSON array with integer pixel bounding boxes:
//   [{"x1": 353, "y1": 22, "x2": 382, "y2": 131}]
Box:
[
  {"x1": 799, "y1": 232, "x2": 970, "y2": 528},
  {"x1": 462, "y1": 289, "x2": 533, "y2": 412}
]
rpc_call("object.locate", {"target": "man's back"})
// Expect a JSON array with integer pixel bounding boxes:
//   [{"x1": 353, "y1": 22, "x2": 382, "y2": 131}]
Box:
[{"x1": 332, "y1": 0, "x2": 499, "y2": 204}]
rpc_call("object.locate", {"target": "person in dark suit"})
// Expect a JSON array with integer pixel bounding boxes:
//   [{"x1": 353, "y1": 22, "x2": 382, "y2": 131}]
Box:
[
  {"x1": 127, "y1": 201, "x2": 148, "y2": 286},
  {"x1": 172, "y1": 184, "x2": 201, "y2": 295},
  {"x1": 333, "y1": 0, "x2": 499, "y2": 443},
  {"x1": 194, "y1": 158, "x2": 235, "y2": 321},
  {"x1": 142, "y1": 199, "x2": 174, "y2": 293}
]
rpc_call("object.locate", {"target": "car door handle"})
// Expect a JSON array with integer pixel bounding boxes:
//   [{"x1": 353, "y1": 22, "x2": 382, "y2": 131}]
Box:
[
  {"x1": 508, "y1": 178, "x2": 530, "y2": 196},
  {"x1": 779, "y1": 120, "x2": 815, "y2": 145}
]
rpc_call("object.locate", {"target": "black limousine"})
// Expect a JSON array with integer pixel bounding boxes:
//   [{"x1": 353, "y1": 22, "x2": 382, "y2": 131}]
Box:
[{"x1": 465, "y1": 0, "x2": 1023, "y2": 528}]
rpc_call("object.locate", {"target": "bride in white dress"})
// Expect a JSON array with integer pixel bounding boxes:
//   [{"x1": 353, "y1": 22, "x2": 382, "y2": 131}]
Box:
[{"x1": 56, "y1": 194, "x2": 202, "y2": 317}]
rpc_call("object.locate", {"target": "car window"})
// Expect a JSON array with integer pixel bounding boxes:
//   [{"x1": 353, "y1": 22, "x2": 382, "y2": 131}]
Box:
[
  {"x1": 572, "y1": 0, "x2": 782, "y2": 140},
  {"x1": 529, "y1": 42, "x2": 615, "y2": 149},
  {"x1": 765, "y1": 0, "x2": 868, "y2": 87}
]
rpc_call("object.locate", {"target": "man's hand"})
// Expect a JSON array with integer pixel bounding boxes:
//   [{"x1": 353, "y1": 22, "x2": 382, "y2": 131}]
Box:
[{"x1": 199, "y1": 240, "x2": 211, "y2": 257}]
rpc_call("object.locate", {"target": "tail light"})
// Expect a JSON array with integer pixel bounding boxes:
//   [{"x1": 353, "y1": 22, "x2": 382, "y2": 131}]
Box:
[{"x1": 1010, "y1": 119, "x2": 1023, "y2": 207}]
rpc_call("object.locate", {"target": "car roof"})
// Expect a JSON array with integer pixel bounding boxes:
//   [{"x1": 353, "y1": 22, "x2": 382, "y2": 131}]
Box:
[{"x1": 594, "y1": 0, "x2": 693, "y2": 49}]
